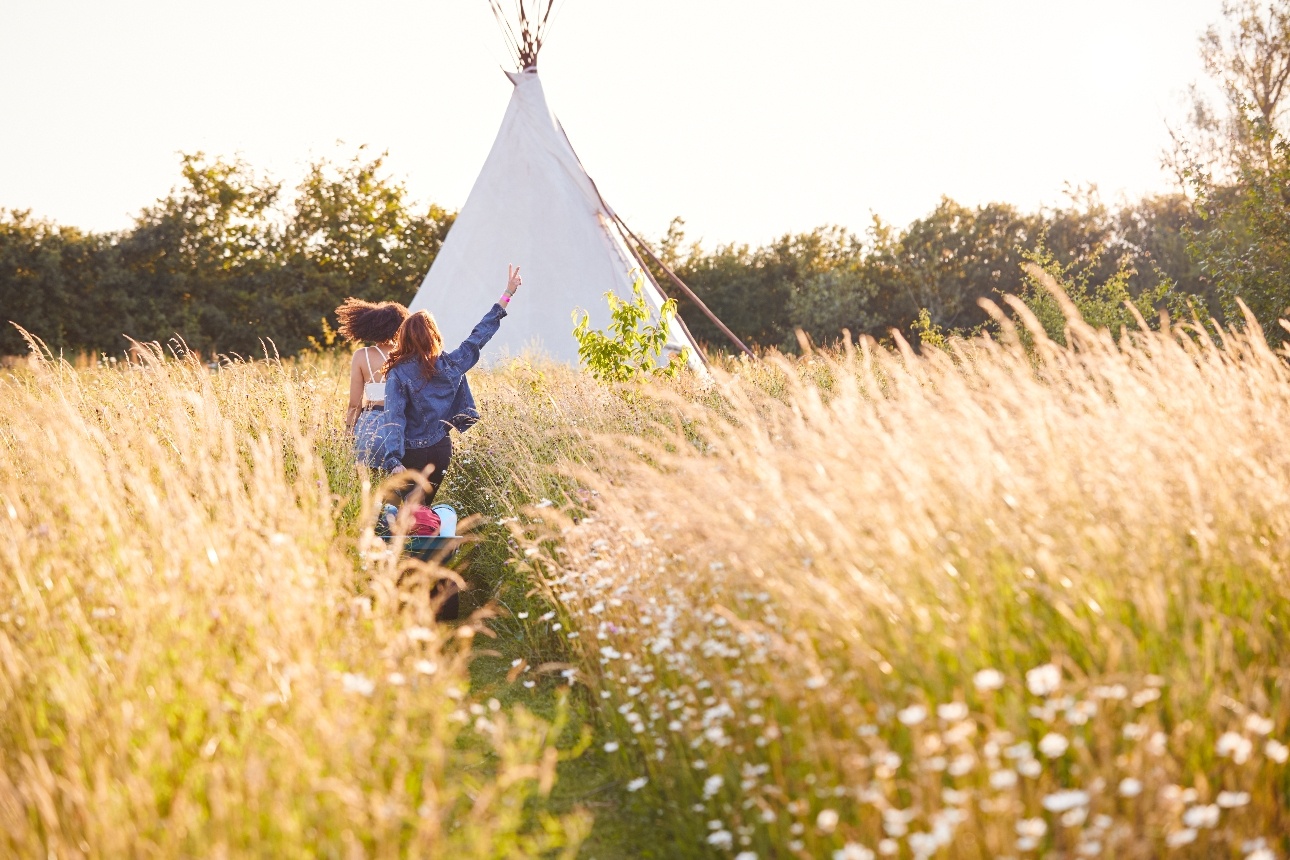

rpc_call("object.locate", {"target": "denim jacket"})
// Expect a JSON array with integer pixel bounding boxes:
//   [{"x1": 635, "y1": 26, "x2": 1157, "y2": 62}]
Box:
[{"x1": 381, "y1": 303, "x2": 507, "y2": 471}]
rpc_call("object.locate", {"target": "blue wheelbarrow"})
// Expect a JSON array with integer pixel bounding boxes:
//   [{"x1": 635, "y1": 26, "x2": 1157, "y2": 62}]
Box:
[{"x1": 375, "y1": 503, "x2": 463, "y2": 621}]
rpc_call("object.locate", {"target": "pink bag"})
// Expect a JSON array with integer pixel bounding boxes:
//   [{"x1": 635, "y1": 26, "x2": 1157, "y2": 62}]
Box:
[{"x1": 407, "y1": 505, "x2": 442, "y2": 536}]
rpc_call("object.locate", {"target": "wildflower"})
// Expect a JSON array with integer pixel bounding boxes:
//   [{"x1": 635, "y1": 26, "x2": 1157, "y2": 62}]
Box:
[
  {"x1": 1123, "y1": 723, "x2": 1149, "y2": 740},
  {"x1": 736, "y1": 853, "x2": 759, "y2": 860},
  {"x1": 834, "y1": 846, "x2": 875, "y2": 860},
  {"x1": 1026, "y1": 663, "x2": 1061, "y2": 697},
  {"x1": 1118, "y1": 778, "x2": 1143, "y2": 797},
  {"x1": 1038, "y1": 733, "x2": 1069, "y2": 758},
  {"x1": 1131, "y1": 688, "x2": 1162, "y2": 707},
  {"x1": 1265, "y1": 739, "x2": 1289, "y2": 763},
  {"x1": 973, "y1": 669, "x2": 1005, "y2": 691},
  {"x1": 942, "y1": 788, "x2": 969, "y2": 805},
  {"x1": 908, "y1": 833, "x2": 939, "y2": 857},
  {"x1": 1165, "y1": 829, "x2": 1197, "y2": 847},
  {"x1": 1017, "y1": 759, "x2": 1042, "y2": 778},
  {"x1": 1217, "y1": 731, "x2": 1253, "y2": 764},
  {"x1": 626, "y1": 777, "x2": 648, "y2": 792},
  {"x1": 414, "y1": 659, "x2": 437, "y2": 675},
  {"x1": 989, "y1": 770, "x2": 1018, "y2": 789},
  {"x1": 816, "y1": 809, "x2": 839, "y2": 833},
  {"x1": 1247, "y1": 851, "x2": 1275, "y2": 860},
  {"x1": 1245, "y1": 714, "x2": 1274, "y2": 735},
  {"x1": 1216, "y1": 791, "x2": 1249, "y2": 808},
  {"x1": 937, "y1": 702, "x2": 969, "y2": 721},
  {"x1": 878, "y1": 840, "x2": 898, "y2": 856},
  {"x1": 898, "y1": 705, "x2": 928, "y2": 726},
  {"x1": 1042, "y1": 790, "x2": 1090, "y2": 813},
  {"x1": 706, "y1": 830, "x2": 733, "y2": 849},
  {"x1": 341, "y1": 673, "x2": 375, "y2": 697},
  {"x1": 1016, "y1": 817, "x2": 1047, "y2": 839},
  {"x1": 703, "y1": 774, "x2": 724, "y2": 798},
  {"x1": 387, "y1": 672, "x2": 406, "y2": 686},
  {"x1": 405, "y1": 626, "x2": 433, "y2": 642},
  {"x1": 1181, "y1": 805, "x2": 1219, "y2": 829},
  {"x1": 603, "y1": 741, "x2": 620, "y2": 753},
  {"x1": 1091, "y1": 684, "x2": 1128, "y2": 700}
]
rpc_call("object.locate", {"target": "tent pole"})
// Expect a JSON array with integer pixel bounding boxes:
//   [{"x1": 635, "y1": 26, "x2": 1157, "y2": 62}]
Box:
[
  {"x1": 611, "y1": 214, "x2": 757, "y2": 360},
  {"x1": 550, "y1": 114, "x2": 755, "y2": 361}
]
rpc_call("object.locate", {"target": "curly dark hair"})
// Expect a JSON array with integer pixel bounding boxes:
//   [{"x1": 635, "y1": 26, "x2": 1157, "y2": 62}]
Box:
[{"x1": 335, "y1": 298, "x2": 409, "y2": 344}]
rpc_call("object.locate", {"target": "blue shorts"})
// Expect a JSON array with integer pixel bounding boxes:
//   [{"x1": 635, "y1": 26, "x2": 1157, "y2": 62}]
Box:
[{"x1": 353, "y1": 408, "x2": 397, "y2": 469}]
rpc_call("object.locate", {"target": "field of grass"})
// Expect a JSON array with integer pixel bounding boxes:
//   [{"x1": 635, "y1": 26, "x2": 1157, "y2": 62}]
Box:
[{"x1": 3, "y1": 306, "x2": 1290, "y2": 858}]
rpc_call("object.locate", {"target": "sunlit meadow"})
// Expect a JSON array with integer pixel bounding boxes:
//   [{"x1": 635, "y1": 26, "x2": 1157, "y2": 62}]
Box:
[
  {"x1": 517, "y1": 305, "x2": 1290, "y2": 859},
  {"x1": 4, "y1": 298, "x2": 1290, "y2": 858},
  {"x1": 0, "y1": 340, "x2": 587, "y2": 858}
]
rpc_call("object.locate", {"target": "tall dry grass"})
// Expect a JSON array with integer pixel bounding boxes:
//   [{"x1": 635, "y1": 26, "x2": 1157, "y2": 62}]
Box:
[
  {"x1": 523, "y1": 310, "x2": 1290, "y2": 858},
  {"x1": 0, "y1": 342, "x2": 586, "y2": 858}
]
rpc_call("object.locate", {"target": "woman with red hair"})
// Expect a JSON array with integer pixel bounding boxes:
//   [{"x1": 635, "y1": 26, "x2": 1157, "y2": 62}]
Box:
[{"x1": 380, "y1": 265, "x2": 522, "y2": 503}]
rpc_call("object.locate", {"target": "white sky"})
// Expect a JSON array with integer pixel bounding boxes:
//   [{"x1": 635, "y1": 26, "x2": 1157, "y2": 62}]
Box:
[{"x1": 1, "y1": 0, "x2": 1224, "y2": 246}]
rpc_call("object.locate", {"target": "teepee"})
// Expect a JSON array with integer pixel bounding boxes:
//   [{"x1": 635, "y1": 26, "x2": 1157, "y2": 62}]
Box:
[{"x1": 409, "y1": 2, "x2": 748, "y2": 367}]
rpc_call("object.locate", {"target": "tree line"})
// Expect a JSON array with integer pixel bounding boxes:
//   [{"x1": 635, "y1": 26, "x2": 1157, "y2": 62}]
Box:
[
  {"x1": 5, "y1": 0, "x2": 1290, "y2": 359},
  {"x1": 648, "y1": 191, "x2": 1204, "y2": 352},
  {"x1": 1, "y1": 149, "x2": 453, "y2": 358}
]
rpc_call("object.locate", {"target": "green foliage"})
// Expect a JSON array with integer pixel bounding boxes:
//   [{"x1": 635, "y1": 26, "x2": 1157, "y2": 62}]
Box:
[
  {"x1": 1176, "y1": 0, "x2": 1290, "y2": 340},
  {"x1": 911, "y1": 307, "x2": 950, "y2": 350},
  {"x1": 1188, "y1": 120, "x2": 1290, "y2": 337},
  {"x1": 0, "y1": 148, "x2": 453, "y2": 358},
  {"x1": 648, "y1": 193, "x2": 1203, "y2": 355},
  {"x1": 572, "y1": 274, "x2": 689, "y2": 383},
  {"x1": 1015, "y1": 244, "x2": 1193, "y2": 345}
]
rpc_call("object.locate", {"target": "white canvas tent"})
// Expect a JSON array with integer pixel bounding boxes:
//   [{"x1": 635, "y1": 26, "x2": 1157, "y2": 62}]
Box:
[{"x1": 408, "y1": 4, "x2": 749, "y2": 367}]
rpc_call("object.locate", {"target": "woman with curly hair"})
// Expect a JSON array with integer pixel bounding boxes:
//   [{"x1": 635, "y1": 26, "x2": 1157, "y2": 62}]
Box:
[{"x1": 335, "y1": 297, "x2": 409, "y2": 467}]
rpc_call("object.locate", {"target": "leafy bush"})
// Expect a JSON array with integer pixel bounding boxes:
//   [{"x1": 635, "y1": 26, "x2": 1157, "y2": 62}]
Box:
[{"x1": 572, "y1": 274, "x2": 690, "y2": 383}]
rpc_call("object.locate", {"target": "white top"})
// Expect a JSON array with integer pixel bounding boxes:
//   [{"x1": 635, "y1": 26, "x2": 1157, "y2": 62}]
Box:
[{"x1": 362, "y1": 345, "x2": 388, "y2": 404}]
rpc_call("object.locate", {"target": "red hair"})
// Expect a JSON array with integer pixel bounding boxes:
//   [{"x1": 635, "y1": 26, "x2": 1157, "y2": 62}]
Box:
[{"x1": 383, "y1": 310, "x2": 444, "y2": 379}]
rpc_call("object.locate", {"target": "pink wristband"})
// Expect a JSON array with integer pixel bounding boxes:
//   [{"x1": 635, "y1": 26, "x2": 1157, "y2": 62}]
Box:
[{"x1": 500, "y1": 293, "x2": 512, "y2": 305}]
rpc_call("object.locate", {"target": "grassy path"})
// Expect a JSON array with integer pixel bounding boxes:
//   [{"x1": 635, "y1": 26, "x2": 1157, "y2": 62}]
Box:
[{"x1": 453, "y1": 526, "x2": 682, "y2": 860}]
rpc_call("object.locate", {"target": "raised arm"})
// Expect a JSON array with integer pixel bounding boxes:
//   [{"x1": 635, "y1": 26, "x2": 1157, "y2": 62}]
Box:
[{"x1": 441, "y1": 265, "x2": 523, "y2": 373}]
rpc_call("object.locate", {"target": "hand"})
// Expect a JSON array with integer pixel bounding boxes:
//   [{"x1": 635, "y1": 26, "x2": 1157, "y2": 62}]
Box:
[
  {"x1": 506, "y1": 264, "x2": 522, "y2": 296},
  {"x1": 390, "y1": 464, "x2": 407, "y2": 475}
]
